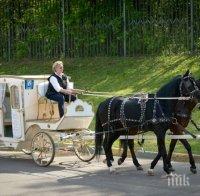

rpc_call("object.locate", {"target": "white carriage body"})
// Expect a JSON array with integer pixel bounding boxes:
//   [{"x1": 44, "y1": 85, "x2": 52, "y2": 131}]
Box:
[{"x1": 0, "y1": 75, "x2": 94, "y2": 149}]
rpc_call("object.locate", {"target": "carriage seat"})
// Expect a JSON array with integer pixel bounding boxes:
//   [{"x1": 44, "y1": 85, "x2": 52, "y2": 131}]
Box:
[
  {"x1": 37, "y1": 80, "x2": 74, "y2": 120},
  {"x1": 37, "y1": 82, "x2": 59, "y2": 120}
]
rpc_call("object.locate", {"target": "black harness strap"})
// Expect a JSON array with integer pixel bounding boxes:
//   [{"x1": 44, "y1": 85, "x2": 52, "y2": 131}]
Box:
[
  {"x1": 191, "y1": 119, "x2": 200, "y2": 131},
  {"x1": 174, "y1": 122, "x2": 197, "y2": 139}
]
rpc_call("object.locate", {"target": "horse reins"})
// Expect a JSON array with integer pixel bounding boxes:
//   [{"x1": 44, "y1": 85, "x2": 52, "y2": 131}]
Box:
[{"x1": 74, "y1": 87, "x2": 192, "y2": 100}]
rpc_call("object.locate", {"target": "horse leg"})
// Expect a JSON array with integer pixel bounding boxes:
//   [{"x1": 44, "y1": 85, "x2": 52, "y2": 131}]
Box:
[
  {"x1": 128, "y1": 139, "x2": 143, "y2": 170},
  {"x1": 103, "y1": 136, "x2": 112, "y2": 167},
  {"x1": 103, "y1": 148, "x2": 114, "y2": 164},
  {"x1": 148, "y1": 131, "x2": 170, "y2": 175},
  {"x1": 166, "y1": 139, "x2": 178, "y2": 172},
  {"x1": 179, "y1": 139, "x2": 197, "y2": 174},
  {"x1": 102, "y1": 141, "x2": 114, "y2": 164},
  {"x1": 150, "y1": 153, "x2": 162, "y2": 169},
  {"x1": 148, "y1": 153, "x2": 161, "y2": 176},
  {"x1": 103, "y1": 134, "x2": 118, "y2": 173},
  {"x1": 148, "y1": 133, "x2": 168, "y2": 175},
  {"x1": 118, "y1": 139, "x2": 128, "y2": 165},
  {"x1": 103, "y1": 136, "x2": 114, "y2": 164},
  {"x1": 156, "y1": 133, "x2": 170, "y2": 174},
  {"x1": 108, "y1": 147, "x2": 114, "y2": 164}
]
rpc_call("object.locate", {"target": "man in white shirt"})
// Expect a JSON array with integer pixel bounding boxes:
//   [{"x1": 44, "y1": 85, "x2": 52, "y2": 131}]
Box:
[{"x1": 46, "y1": 61, "x2": 76, "y2": 117}]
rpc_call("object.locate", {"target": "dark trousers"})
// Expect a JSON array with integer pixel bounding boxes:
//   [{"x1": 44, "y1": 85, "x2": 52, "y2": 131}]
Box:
[{"x1": 46, "y1": 93, "x2": 76, "y2": 117}]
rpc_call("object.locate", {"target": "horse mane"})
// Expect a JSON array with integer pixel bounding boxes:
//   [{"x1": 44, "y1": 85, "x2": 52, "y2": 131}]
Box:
[
  {"x1": 156, "y1": 75, "x2": 181, "y2": 97},
  {"x1": 156, "y1": 75, "x2": 182, "y2": 117}
]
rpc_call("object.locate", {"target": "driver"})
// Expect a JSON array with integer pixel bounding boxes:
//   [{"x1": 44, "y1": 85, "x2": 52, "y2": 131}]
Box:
[{"x1": 46, "y1": 61, "x2": 76, "y2": 117}]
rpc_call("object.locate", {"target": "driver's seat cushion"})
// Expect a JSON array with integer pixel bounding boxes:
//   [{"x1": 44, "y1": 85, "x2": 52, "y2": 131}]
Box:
[
  {"x1": 37, "y1": 82, "x2": 60, "y2": 120},
  {"x1": 37, "y1": 97, "x2": 60, "y2": 120}
]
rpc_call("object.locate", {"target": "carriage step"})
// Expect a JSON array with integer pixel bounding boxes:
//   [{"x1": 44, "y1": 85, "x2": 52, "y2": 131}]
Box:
[
  {"x1": 54, "y1": 142, "x2": 74, "y2": 151},
  {"x1": 59, "y1": 133, "x2": 77, "y2": 140},
  {"x1": 58, "y1": 146, "x2": 74, "y2": 151}
]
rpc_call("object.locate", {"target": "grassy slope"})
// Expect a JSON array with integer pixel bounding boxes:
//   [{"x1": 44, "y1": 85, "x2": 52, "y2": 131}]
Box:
[{"x1": 1, "y1": 54, "x2": 200, "y2": 154}]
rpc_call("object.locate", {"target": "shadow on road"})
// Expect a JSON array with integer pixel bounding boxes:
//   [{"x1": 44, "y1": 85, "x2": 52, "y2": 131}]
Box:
[
  {"x1": 1, "y1": 153, "x2": 200, "y2": 195},
  {"x1": 0, "y1": 156, "x2": 65, "y2": 173}
]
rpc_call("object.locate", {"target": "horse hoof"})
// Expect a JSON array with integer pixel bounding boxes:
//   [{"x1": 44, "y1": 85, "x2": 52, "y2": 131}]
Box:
[
  {"x1": 167, "y1": 173, "x2": 174, "y2": 178},
  {"x1": 109, "y1": 166, "x2": 116, "y2": 174},
  {"x1": 137, "y1": 165, "x2": 143, "y2": 171},
  {"x1": 118, "y1": 158, "x2": 123, "y2": 165},
  {"x1": 147, "y1": 169, "x2": 154, "y2": 176},
  {"x1": 190, "y1": 167, "x2": 197, "y2": 174},
  {"x1": 168, "y1": 167, "x2": 175, "y2": 172},
  {"x1": 161, "y1": 173, "x2": 173, "y2": 179},
  {"x1": 103, "y1": 159, "x2": 114, "y2": 164}
]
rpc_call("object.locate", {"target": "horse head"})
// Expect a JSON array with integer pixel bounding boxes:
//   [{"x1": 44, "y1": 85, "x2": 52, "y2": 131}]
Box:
[
  {"x1": 173, "y1": 73, "x2": 200, "y2": 127},
  {"x1": 192, "y1": 78, "x2": 200, "y2": 102},
  {"x1": 180, "y1": 70, "x2": 200, "y2": 100}
]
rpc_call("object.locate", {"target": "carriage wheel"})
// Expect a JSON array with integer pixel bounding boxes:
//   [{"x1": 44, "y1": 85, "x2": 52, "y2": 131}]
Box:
[
  {"x1": 73, "y1": 129, "x2": 95, "y2": 162},
  {"x1": 31, "y1": 131, "x2": 55, "y2": 167}
]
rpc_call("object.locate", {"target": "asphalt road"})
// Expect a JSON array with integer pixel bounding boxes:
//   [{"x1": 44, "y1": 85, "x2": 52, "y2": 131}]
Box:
[{"x1": 0, "y1": 151, "x2": 200, "y2": 196}]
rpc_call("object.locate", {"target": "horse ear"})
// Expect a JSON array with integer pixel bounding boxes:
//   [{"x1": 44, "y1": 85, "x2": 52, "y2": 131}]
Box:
[{"x1": 183, "y1": 70, "x2": 190, "y2": 77}]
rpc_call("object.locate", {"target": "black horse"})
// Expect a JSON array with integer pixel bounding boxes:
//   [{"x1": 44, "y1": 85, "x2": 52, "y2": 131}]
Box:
[
  {"x1": 95, "y1": 71, "x2": 200, "y2": 174},
  {"x1": 118, "y1": 79, "x2": 200, "y2": 174},
  {"x1": 148, "y1": 95, "x2": 200, "y2": 175},
  {"x1": 119, "y1": 94, "x2": 200, "y2": 175}
]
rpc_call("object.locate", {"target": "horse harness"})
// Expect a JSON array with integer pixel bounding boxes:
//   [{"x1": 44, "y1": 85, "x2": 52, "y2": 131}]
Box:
[
  {"x1": 102, "y1": 95, "x2": 197, "y2": 139},
  {"x1": 101, "y1": 75, "x2": 199, "y2": 137},
  {"x1": 102, "y1": 94, "x2": 169, "y2": 132}
]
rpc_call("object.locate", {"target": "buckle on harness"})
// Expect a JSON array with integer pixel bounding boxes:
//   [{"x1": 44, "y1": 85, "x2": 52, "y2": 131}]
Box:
[
  {"x1": 171, "y1": 117, "x2": 178, "y2": 124},
  {"x1": 152, "y1": 118, "x2": 157, "y2": 123}
]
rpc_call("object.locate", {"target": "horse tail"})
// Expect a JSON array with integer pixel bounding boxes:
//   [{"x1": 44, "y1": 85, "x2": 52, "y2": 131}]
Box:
[{"x1": 95, "y1": 105, "x2": 104, "y2": 158}]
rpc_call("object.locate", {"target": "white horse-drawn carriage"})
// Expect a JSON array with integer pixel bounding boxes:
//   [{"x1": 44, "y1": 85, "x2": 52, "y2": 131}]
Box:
[{"x1": 0, "y1": 75, "x2": 95, "y2": 166}]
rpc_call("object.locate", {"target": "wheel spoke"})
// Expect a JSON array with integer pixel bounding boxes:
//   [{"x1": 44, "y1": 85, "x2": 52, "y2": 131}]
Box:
[
  {"x1": 73, "y1": 129, "x2": 95, "y2": 162},
  {"x1": 31, "y1": 131, "x2": 55, "y2": 167}
]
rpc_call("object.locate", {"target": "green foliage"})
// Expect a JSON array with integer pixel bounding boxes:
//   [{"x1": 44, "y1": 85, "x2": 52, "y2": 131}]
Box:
[
  {"x1": 15, "y1": 41, "x2": 28, "y2": 59},
  {"x1": 0, "y1": 0, "x2": 200, "y2": 60}
]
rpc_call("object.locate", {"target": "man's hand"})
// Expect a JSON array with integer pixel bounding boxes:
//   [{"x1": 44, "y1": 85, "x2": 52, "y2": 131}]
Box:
[
  {"x1": 60, "y1": 88, "x2": 78, "y2": 95},
  {"x1": 72, "y1": 89, "x2": 85, "y2": 94},
  {"x1": 67, "y1": 89, "x2": 76, "y2": 95}
]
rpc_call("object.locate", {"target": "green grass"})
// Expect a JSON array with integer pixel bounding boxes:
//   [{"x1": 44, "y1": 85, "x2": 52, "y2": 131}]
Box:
[{"x1": 1, "y1": 54, "x2": 200, "y2": 154}]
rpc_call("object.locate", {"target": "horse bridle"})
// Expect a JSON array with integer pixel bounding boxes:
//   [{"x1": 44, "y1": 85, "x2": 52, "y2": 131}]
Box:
[
  {"x1": 179, "y1": 75, "x2": 199, "y2": 98},
  {"x1": 176, "y1": 75, "x2": 199, "y2": 119}
]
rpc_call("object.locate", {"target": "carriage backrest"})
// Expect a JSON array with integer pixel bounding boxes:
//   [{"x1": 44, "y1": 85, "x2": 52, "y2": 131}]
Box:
[{"x1": 38, "y1": 81, "x2": 49, "y2": 97}]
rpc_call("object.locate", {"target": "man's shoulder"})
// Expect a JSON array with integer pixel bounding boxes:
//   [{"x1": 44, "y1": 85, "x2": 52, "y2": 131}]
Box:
[{"x1": 49, "y1": 74, "x2": 59, "y2": 83}]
